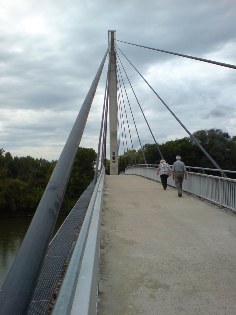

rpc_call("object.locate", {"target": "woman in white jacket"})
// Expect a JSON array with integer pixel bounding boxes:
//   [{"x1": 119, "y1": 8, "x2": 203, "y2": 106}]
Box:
[{"x1": 157, "y1": 159, "x2": 172, "y2": 190}]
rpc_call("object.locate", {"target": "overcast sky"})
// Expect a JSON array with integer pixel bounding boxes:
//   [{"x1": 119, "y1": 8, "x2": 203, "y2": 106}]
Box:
[{"x1": 0, "y1": 0, "x2": 235, "y2": 161}]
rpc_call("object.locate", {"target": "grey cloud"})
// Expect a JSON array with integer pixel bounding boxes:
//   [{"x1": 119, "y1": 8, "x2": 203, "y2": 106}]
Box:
[
  {"x1": 0, "y1": 0, "x2": 236, "y2": 160},
  {"x1": 115, "y1": 0, "x2": 236, "y2": 71},
  {"x1": 205, "y1": 105, "x2": 234, "y2": 118}
]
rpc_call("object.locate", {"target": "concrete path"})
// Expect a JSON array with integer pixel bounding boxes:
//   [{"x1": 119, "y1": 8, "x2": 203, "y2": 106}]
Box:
[{"x1": 98, "y1": 175, "x2": 236, "y2": 315}]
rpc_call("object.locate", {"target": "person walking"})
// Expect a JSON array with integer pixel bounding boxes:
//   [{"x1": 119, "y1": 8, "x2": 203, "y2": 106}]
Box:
[
  {"x1": 172, "y1": 155, "x2": 187, "y2": 197},
  {"x1": 157, "y1": 159, "x2": 172, "y2": 190}
]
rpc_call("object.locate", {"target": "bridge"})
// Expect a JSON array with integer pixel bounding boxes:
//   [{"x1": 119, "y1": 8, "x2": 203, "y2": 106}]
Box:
[{"x1": 0, "y1": 31, "x2": 236, "y2": 315}]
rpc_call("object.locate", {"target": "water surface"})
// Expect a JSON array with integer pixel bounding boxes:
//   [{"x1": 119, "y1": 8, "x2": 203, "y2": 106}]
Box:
[{"x1": 0, "y1": 216, "x2": 65, "y2": 288}]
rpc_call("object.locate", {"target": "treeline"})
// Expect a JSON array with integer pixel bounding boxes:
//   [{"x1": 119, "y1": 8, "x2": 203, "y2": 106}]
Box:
[
  {"x1": 0, "y1": 147, "x2": 97, "y2": 218},
  {"x1": 1, "y1": 128, "x2": 235, "y2": 217},
  {"x1": 118, "y1": 129, "x2": 236, "y2": 173}
]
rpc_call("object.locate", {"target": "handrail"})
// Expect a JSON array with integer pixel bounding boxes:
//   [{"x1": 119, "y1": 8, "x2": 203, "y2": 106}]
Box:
[
  {"x1": 126, "y1": 164, "x2": 236, "y2": 176},
  {"x1": 52, "y1": 167, "x2": 105, "y2": 315}
]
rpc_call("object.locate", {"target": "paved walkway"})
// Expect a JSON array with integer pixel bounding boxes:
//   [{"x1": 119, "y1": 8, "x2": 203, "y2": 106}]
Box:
[{"x1": 98, "y1": 175, "x2": 236, "y2": 315}]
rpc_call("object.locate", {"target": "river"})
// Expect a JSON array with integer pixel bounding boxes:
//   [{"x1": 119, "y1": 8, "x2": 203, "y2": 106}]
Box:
[{"x1": 0, "y1": 216, "x2": 65, "y2": 288}]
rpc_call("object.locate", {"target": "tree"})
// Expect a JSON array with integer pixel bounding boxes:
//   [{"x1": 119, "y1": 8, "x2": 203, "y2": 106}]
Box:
[
  {"x1": 105, "y1": 159, "x2": 110, "y2": 174},
  {"x1": 0, "y1": 147, "x2": 96, "y2": 217},
  {"x1": 118, "y1": 150, "x2": 137, "y2": 173},
  {"x1": 142, "y1": 144, "x2": 160, "y2": 164},
  {"x1": 61, "y1": 147, "x2": 97, "y2": 213},
  {"x1": 159, "y1": 138, "x2": 194, "y2": 165},
  {"x1": 0, "y1": 178, "x2": 32, "y2": 217},
  {"x1": 118, "y1": 128, "x2": 236, "y2": 171},
  {"x1": 192, "y1": 129, "x2": 232, "y2": 169}
]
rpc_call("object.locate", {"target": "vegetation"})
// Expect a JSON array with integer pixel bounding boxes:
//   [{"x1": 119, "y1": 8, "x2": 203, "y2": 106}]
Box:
[
  {"x1": 1, "y1": 128, "x2": 235, "y2": 217},
  {"x1": 61, "y1": 147, "x2": 97, "y2": 214},
  {"x1": 118, "y1": 129, "x2": 236, "y2": 173},
  {"x1": 0, "y1": 147, "x2": 96, "y2": 218}
]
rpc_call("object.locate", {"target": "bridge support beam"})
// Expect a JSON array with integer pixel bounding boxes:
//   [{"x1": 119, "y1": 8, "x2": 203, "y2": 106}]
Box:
[{"x1": 108, "y1": 30, "x2": 118, "y2": 175}]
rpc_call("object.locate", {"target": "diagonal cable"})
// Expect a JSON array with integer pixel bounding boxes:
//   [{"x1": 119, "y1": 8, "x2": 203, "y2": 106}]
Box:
[
  {"x1": 117, "y1": 64, "x2": 137, "y2": 163},
  {"x1": 117, "y1": 91, "x2": 128, "y2": 154},
  {"x1": 102, "y1": 94, "x2": 108, "y2": 165},
  {"x1": 116, "y1": 61, "x2": 147, "y2": 164},
  {"x1": 117, "y1": 64, "x2": 148, "y2": 164},
  {"x1": 117, "y1": 51, "x2": 164, "y2": 160},
  {"x1": 117, "y1": 67, "x2": 135, "y2": 152},
  {"x1": 117, "y1": 39, "x2": 236, "y2": 70},
  {"x1": 95, "y1": 63, "x2": 109, "y2": 179},
  {"x1": 117, "y1": 70, "x2": 136, "y2": 164},
  {"x1": 117, "y1": 46, "x2": 226, "y2": 176},
  {"x1": 116, "y1": 60, "x2": 147, "y2": 164}
]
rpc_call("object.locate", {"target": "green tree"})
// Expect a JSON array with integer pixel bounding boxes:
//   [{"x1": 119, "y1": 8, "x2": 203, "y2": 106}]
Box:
[
  {"x1": 118, "y1": 128, "x2": 236, "y2": 171},
  {"x1": 0, "y1": 152, "x2": 56, "y2": 217},
  {"x1": 0, "y1": 147, "x2": 98, "y2": 217},
  {"x1": 105, "y1": 159, "x2": 110, "y2": 174},
  {"x1": 118, "y1": 150, "x2": 137, "y2": 173},
  {"x1": 192, "y1": 129, "x2": 232, "y2": 169},
  {"x1": 62, "y1": 147, "x2": 97, "y2": 213},
  {"x1": 0, "y1": 178, "x2": 32, "y2": 217},
  {"x1": 142, "y1": 144, "x2": 160, "y2": 164}
]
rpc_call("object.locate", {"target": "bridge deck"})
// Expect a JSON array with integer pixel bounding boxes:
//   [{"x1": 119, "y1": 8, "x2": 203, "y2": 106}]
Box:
[{"x1": 98, "y1": 175, "x2": 236, "y2": 315}]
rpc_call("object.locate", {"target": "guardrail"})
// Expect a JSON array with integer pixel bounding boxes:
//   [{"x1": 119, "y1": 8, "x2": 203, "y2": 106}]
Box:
[
  {"x1": 125, "y1": 165, "x2": 236, "y2": 212},
  {"x1": 134, "y1": 164, "x2": 236, "y2": 177},
  {"x1": 52, "y1": 166, "x2": 105, "y2": 315}
]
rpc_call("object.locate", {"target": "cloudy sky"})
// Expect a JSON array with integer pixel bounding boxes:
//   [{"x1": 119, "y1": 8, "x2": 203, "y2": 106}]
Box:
[{"x1": 0, "y1": 0, "x2": 235, "y2": 161}]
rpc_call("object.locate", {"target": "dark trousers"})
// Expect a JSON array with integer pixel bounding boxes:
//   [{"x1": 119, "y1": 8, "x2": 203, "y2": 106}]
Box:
[{"x1": 160, "y1": 174, "x2": 168, "y2": 189}]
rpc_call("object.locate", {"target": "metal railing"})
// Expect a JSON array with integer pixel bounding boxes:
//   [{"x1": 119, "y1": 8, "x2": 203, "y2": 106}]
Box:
[
  {"x1": 52, "y1": 167, "x2": 105, "y2": 315},
  {"x1": 125, "y1": 165, "x2": 236, "y2": 212}
]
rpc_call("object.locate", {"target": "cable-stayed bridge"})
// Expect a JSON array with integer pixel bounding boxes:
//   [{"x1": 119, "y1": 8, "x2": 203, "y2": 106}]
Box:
[{"x1": 0, "y1": 31, "x2": 236, "y2": 315}]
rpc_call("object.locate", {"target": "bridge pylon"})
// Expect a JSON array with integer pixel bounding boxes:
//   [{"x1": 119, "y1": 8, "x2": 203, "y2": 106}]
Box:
[{"x1": 108, "y1": 30, "x2": 118, "y2": 175}]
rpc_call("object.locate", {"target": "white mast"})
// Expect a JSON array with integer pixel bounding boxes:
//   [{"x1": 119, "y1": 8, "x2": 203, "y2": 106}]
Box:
[{"x1": 108, "y1": 30, "x2": 118, "y2": 175}]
